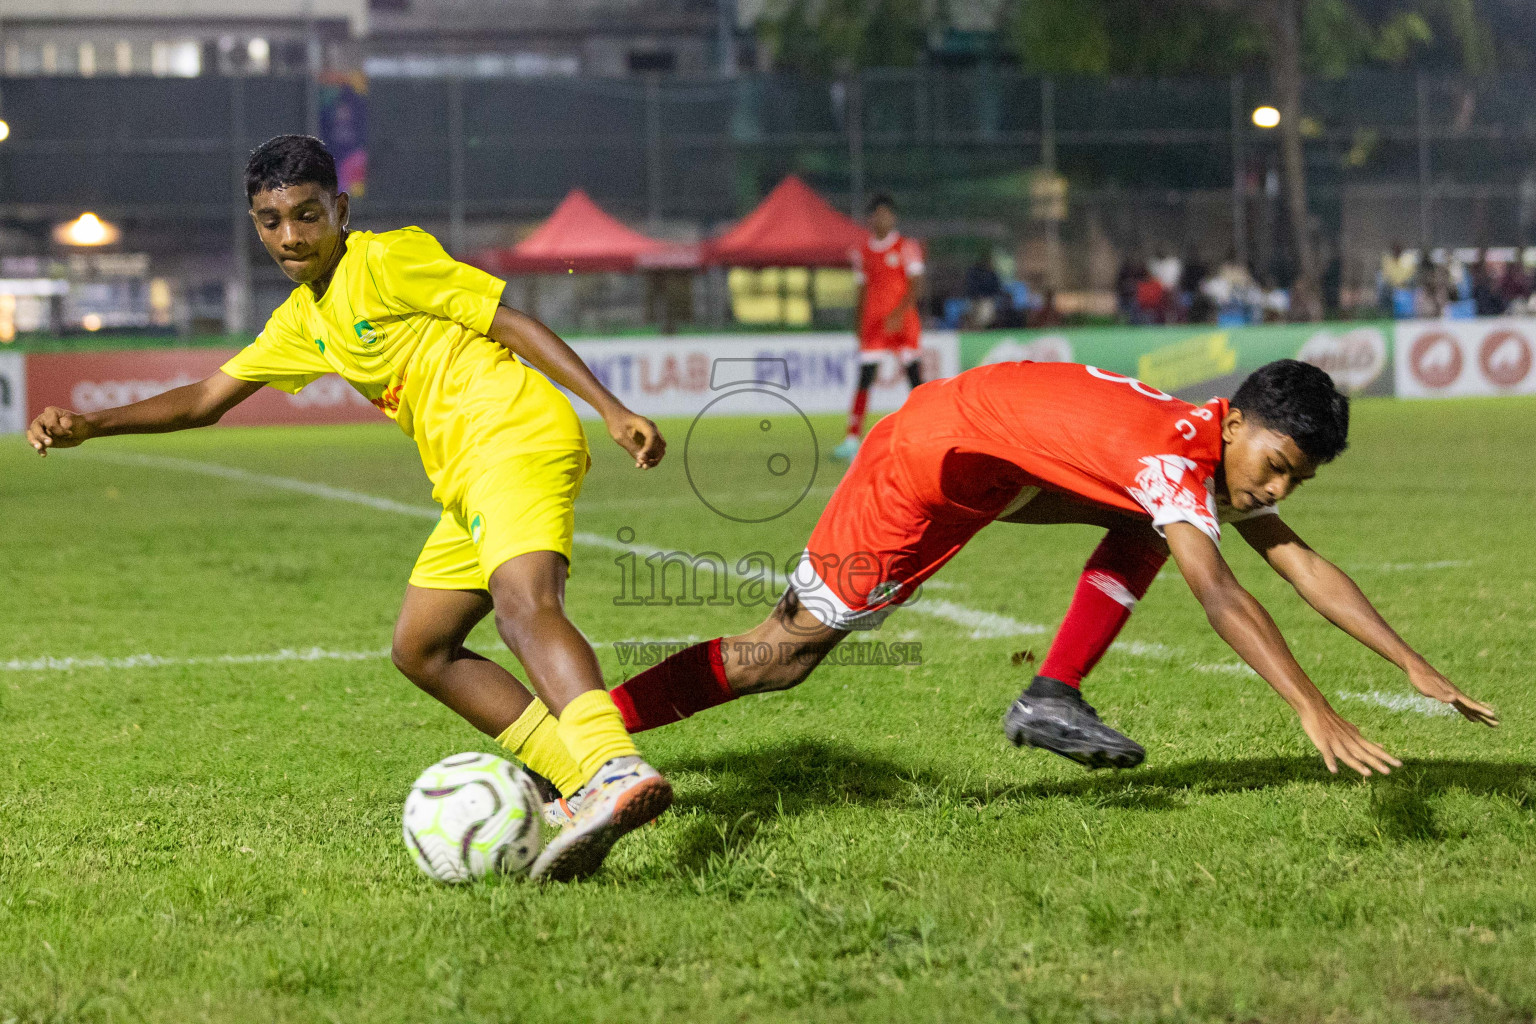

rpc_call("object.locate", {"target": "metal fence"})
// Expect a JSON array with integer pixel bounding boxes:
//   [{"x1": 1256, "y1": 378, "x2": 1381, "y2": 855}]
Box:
[{"x1": 2, "y1": 67, "x2": 1535, "y2": 317}]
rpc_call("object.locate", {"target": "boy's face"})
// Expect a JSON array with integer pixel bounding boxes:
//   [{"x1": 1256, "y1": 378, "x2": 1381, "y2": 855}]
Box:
[
  {"x1": 1219, "y1": 408, "x2": 1317, "y2": 511},
  {"x1": 867, "y1": 204, "x2": 896, "y2": 238},
  {"x1": 249, "y1": 183, "x2": 350, "y2": 285}
]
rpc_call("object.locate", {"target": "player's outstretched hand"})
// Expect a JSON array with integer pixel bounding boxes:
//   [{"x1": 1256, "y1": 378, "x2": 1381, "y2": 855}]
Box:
[
  {"x1": 1298, "y1": 705, "x2": 1402, "y2": 777},
  {"x1": 1407, "y1": 663, "x2": 1499, "y2": 727},
  {"x1": 26, "y1": 406, "x2": 94, "y2": 457},
  {"x1": 606, "y1": 410, "x2": 665, "y2": 470}
]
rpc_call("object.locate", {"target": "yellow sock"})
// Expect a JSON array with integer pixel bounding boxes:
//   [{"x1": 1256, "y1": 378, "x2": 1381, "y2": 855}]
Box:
[
  {"x1": 555, "y1": 689, "x2": 640, "y2": 784},
  {"x1": 495, "y1": 699, "x2": 586, "y2": 798}
]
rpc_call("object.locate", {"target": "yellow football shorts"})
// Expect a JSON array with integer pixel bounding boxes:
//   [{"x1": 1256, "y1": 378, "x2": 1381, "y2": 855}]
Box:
[{"x1": 409, "y1": 447, "x2": 590, "y2": 591}]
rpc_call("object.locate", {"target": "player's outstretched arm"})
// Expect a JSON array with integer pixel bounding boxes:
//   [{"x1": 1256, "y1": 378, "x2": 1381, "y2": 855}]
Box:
[
  {"x1": 487, "y1": 305, "x2": 664, "y2": 470},
  {"x1": 1165, "y1": 522, "x2": 1402, "y2": 777},
  {"x1": 26, "y1": 372, "x2": 263, "y2": 457},
  {"x1": 1235, "y1": 516, "x2": 1498, "y2": 727}
]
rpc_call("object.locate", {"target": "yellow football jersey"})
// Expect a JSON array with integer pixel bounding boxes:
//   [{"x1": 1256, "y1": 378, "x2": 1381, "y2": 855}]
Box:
[{"x1": 222, "y1": 227, "x2": 587, "y2": 507}]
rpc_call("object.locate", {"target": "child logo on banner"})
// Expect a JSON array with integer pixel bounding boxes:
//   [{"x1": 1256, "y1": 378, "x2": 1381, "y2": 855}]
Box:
[{"x1": 319, "y1": 73, "x2": 368, "y2": 198}]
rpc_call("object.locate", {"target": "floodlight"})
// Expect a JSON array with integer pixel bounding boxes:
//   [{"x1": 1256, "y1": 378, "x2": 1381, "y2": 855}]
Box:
[
  {"x1": 54, "y1": 212, "x2": 121, "y2": 247},
  {"x1": 1252, "y1": 106, "x2": 1281, "y2": 129}
]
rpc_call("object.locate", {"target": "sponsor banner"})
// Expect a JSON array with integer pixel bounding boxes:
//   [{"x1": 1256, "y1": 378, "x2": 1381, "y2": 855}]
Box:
[
  {"x1": 961, "y1": 323, "x2": 1392, "y2": 401},
  {"x1": 1395, "y1": 319, "x2": 1536, "y2": 398},
  {"x1": 0, "y1": 352, "x2": 26, "y2": 433},
  {"x1": 563, "y1": 332, "x2": 960, "y2": 419},
  {"x1": 14, "y1": 334, "x2": 961, "y2": 430},
  {"x1": 25, "y1": 350, "x2": 386, "y2": 427},
  {"x1": 319, "y1": 72, "x2": 368, "y2": 196}
]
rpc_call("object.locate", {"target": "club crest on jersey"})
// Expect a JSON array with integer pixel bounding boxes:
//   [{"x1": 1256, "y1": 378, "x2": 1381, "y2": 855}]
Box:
[
  {"x1": 1127, "y1": 455, "x2": 1220, "y2": 539},
  {"x1": 885, "y1": 252, "x2": 900, "y2": 267},
  {"x1": 353, "y1": 319, "x2": 380, "y2": 346},
  {"x1": 469, "y1": 513, "x2": 485, "y2": 546}
]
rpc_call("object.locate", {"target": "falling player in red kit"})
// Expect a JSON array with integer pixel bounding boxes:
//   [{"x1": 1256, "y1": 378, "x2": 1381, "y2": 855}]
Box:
[
  {"x1": 608, "y1": 360, "x2": 1498, "y2": 777},
  {"x1": 833, "y1": 193, "x2": 926, "y2": 460}
]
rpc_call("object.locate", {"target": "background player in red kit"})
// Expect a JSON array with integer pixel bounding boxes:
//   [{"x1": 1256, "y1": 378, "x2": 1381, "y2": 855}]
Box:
[
  {"x1": 608, "y1": 360, "x2": 1497, "y2": 778},
  {"x1": 834, "y1": 194, "x2": 926, "y2": 460}
]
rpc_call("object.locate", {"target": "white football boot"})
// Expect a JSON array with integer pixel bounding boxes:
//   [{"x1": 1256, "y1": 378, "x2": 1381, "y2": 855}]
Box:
[
  {"x1": 541, "y1": 796, "x2": 576, "y2": 830},
  {"x1": 528, "y1": 756, "x2": 673, "y2": 882}
]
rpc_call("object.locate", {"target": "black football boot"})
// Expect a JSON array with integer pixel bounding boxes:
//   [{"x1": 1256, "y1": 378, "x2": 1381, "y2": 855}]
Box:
[{"x1": 1002, "y1": 676, "x2": 1145, "y2": 769}]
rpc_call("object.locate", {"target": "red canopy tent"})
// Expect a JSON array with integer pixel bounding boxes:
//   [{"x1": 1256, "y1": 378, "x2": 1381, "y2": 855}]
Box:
[
  {"x1": 704, "y1": 175, "x2": 867, "y2": 267},
  {"x1": 472, "y1": 189, "x2": 697, "y2": 275}
]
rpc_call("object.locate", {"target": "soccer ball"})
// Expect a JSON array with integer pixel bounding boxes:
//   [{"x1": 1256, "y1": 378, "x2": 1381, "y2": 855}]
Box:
[{"x1": 402, "y1": 752, "x2": 543, "y2": 883}]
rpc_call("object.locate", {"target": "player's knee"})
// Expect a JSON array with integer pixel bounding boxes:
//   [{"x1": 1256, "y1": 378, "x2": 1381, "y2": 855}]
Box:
[
  {"x1": 492, "y1": 597, "x2": 562, "y2": 654},
  {"x1": 391, "y1": 638, "x2": 445, "y2": 690}
]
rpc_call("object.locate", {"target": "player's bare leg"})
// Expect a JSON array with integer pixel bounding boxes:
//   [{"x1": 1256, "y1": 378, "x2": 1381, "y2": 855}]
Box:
[
  {"x1": 392, "y1": 584, "x2": 580, "y2": 805},
  {"x1": 834, "y1": 362, "x2": 880, "y2": 459},
  {"x1": 487, "y1": 550, "x2": 672, "y2": 881},
  {"x1": 391, "y1": 585, "x2": 535, "y2": 736},
  {"x1": 606, "y1": 589, "x2": 849, "y2": 733},
  {"x1": 997, "y1": 494, "x2": 1164, "y2": 769},
  {"x1": 720, "y1": 589, "x2": 851, "y2": 695}
]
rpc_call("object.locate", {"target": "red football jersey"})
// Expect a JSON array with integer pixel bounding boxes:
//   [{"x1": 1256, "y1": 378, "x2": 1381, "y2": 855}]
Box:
[
  {"x1": 853, "y1": 232, "x2": 925, "y2": 329},
  {"x1": 887, "y1": 361, "x2": 1230, "y2": 544}
]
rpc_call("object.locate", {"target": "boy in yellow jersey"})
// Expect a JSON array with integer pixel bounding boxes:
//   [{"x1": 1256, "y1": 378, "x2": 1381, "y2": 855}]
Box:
[{"x1": 25, "y1": 135, "x2": 669, "y2": 882}]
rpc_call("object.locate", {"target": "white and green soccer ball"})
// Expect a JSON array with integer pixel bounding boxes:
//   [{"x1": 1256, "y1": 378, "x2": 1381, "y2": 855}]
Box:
[{"x1": 402, "y1": 752, "x2": 543, "y2": 883}]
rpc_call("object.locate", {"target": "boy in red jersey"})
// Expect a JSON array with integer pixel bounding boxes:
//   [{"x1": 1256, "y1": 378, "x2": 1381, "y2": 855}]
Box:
[
  {"x1": 834, "y1": 194, "x2": 926, "y2": 460},
  {"x1": 608, "y1": 360, "x2": 1497, "y2": 777}
]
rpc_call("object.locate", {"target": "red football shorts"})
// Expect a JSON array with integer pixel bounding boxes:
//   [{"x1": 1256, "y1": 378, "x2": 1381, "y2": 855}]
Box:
[
  {"x1": 789, "y1": 415, "x2": 1029, "y2": 630},
  {"x1": 858, "y1": 309, "x2": 922, "y2": 357}
]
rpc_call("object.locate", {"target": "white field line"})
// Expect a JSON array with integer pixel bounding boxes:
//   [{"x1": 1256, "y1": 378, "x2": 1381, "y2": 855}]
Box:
[
  {"x1": 74, "y1": 452, "x2": 1271, "y2": 665},
  {"x1": 2, "y1": 646, "x2": 391, "y2": 673},
  {"x1": 904, "y1": 599, "x2": 1048, "y2": 638},
  {"x1": 3, "y1": 638, "x2": 709, "y2": 675},
  {"x1": 87, "y1": 452, "x2": 442, "y2": 521},
  {"x1": 1159, "y1": 561, "x2": 1468, "y2": 583},
  {"x1": 87, "y1": 452, "x2": 1038, "y2": 638},
  {"x1": 14, "y1": 456, "x2": 1428, "y2": 691},
  {"x1": 1337, "y1": 690, "x2": 1458, "y2": 717}
]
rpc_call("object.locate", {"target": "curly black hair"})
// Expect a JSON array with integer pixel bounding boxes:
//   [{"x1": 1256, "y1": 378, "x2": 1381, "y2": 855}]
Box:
[
  {"x1": 1231, "y1": 359, "x2": 1350, "y2": 464},
  {"x1": 245, "y1": 135, "x2": 337, "y2": 202}
]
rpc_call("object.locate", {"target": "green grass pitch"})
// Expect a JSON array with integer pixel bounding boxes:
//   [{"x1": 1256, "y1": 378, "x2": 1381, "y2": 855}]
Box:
[{"x1": 1, "y1": 397, "x2": 1533, "y2": 1023}]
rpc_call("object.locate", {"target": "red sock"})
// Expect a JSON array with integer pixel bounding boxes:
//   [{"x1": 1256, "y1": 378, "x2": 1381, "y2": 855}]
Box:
[
  {"x1": 847, "y1": 388, "x2": 871, "y2": 437},
  {"x1": 608, "y1": 638, "x2": 735, "y2": 733},
  {"x1": 1039, "y1": 532, "x2": 1168, "y2": 687}
]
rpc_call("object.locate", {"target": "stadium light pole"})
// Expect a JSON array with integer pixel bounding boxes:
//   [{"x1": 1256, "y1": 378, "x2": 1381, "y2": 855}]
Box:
[
  {"x1": 1040, "y1": 78, "x2": 1061, "y2": 291},
  {"x1": 716, "y1": 0, "x2": 738, "y2": 78},
  {"x1": 1416, "y1": 72, "x2": 1432, "y2": 254},
  {"x1": 1230, "y1": 75, "x2": 1248, "y2": 268},
  {"x1": 447, "y1": 69, "x2": 466, "y2": 254},
  {"x1": 645, "y1": 72, "x2": 663, "y2": 229},
  {"x1": 846, "y1": 72, "x2": 864, "y2": 218},
  {"x1": 304, "y1": 0, "x2": 321, "y2": 136},
  {"x1": 229, "y1": 73, "x2": 250, "y2": 337}
]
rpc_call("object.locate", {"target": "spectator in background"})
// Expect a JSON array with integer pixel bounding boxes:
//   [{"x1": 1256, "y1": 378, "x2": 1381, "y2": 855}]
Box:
[
  {"x1": 962, "y1": 251, "x2": 1004, "y2": 329},
  {"x1": 1149, "y1": 247, "x2": 1183, "y2": 297},
  {"x1": 1379, "y1": 241, "x2": 1416, "y2": 315},
  {"x1": 1203, "y1": 252, "x2": 1260, "y2": 324},
  {"x1": 1499, "y1": 255, "x2": 1532, "y2": 311},
  {"x1": 1029, "y1": 288, "x2": 1063, "y2": 328},
  {"x1": 1258, "y1": 276, "x2": 1290, "y2": 322},
  {"x1": 1179, "y1": 248, "x2": 1211, "y2": 323},
  {"x1": 1115, "y1": 258, "x2": 1143, "y2": 322},
  {"x1": 1133, "y1": 270, "x2": 1167, "y2": 324},
  {"x1": 1471, "y1": 252, "x2": 1507, "y2": 317}
]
